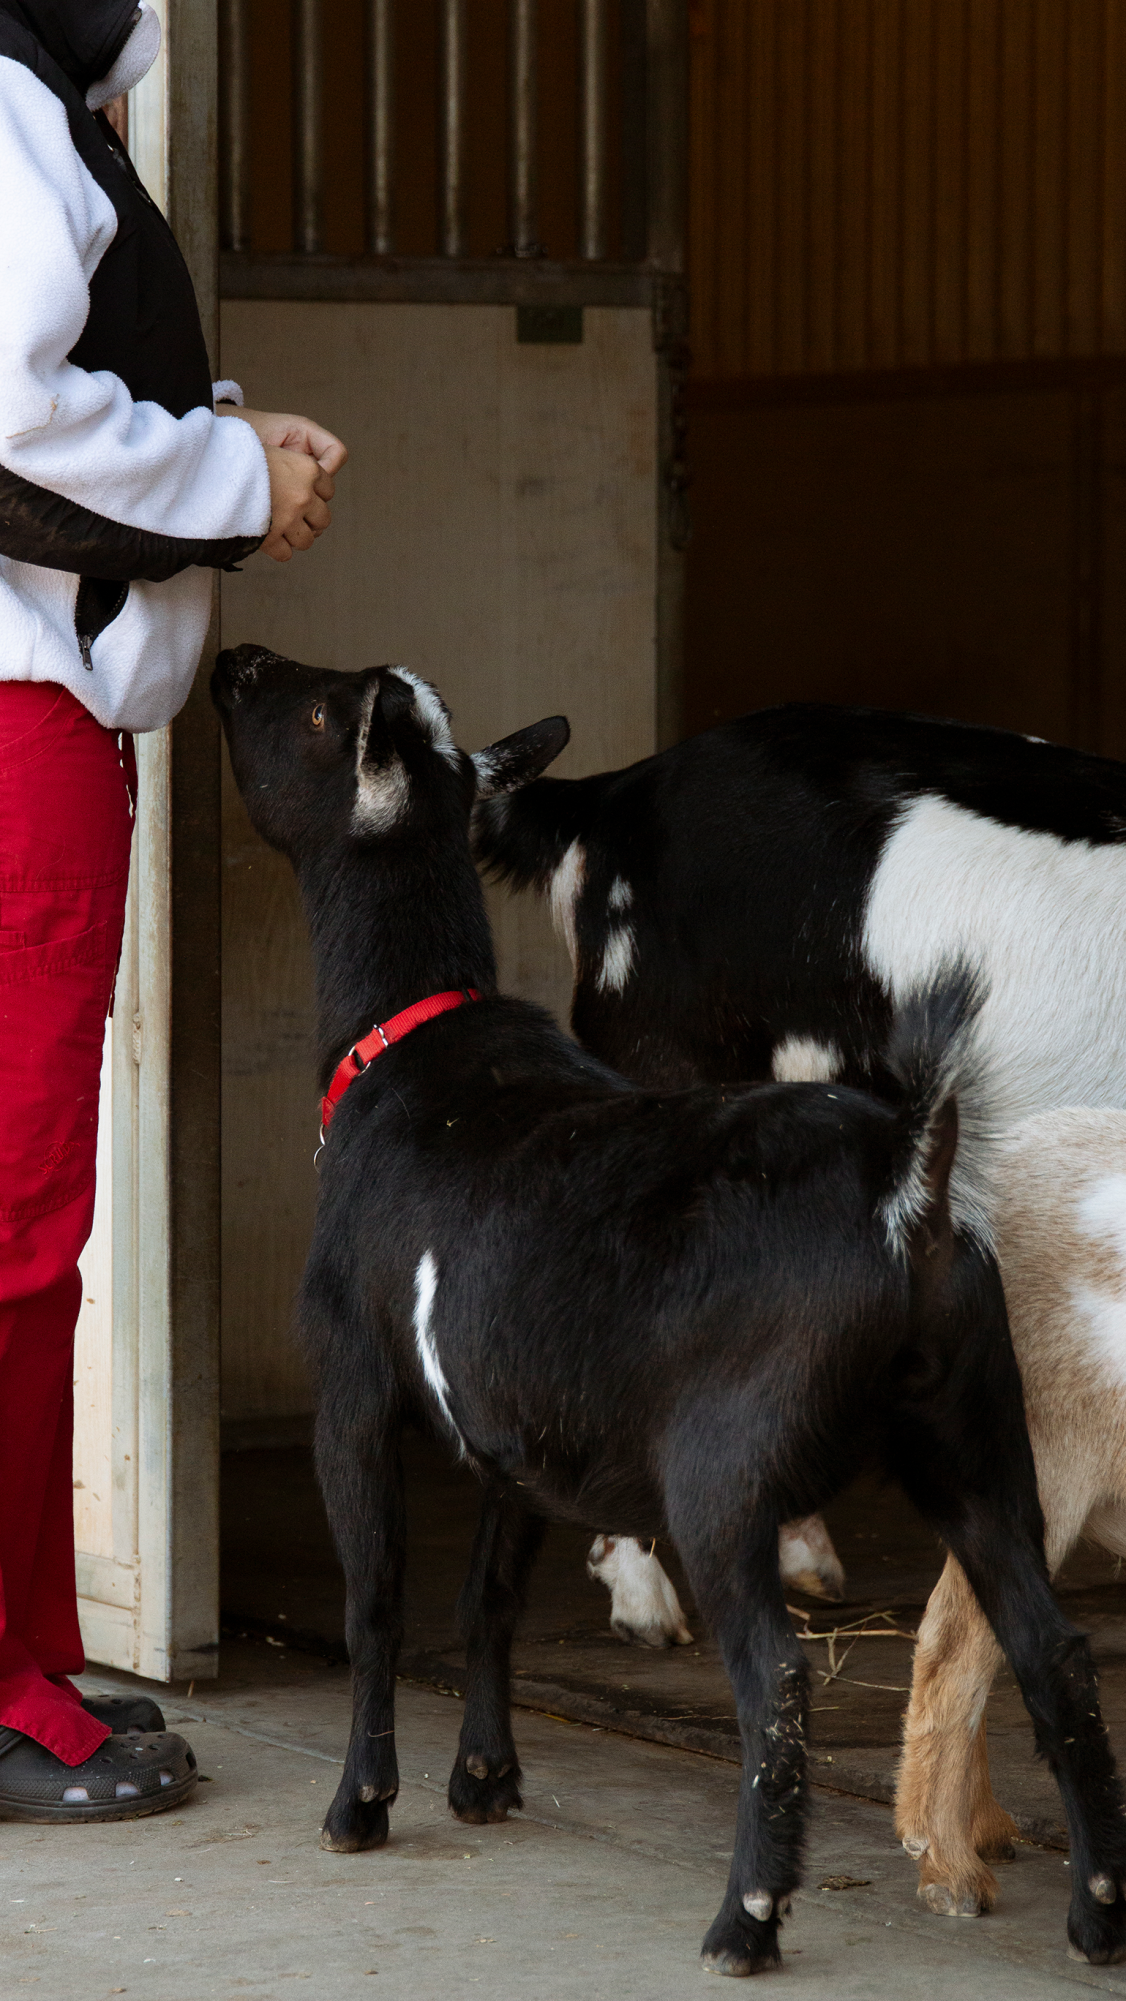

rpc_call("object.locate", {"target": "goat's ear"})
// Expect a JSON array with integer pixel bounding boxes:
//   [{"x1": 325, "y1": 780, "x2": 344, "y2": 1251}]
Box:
[
  {"x1": 374, "y1": 671, "x2": 417, "y2": 733},
  {"x1": 471, "y1": 716, "x2": 570, "y2": 798}
]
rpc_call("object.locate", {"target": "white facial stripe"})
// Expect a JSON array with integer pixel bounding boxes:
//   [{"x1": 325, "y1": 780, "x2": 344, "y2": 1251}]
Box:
[
  {"x1": 771, "y1": 1035, "x2": 841, "y2": 1084},
  {"x1": 549, "y1": 839, "x2": 585, "y2": 962},
  {"x1": 413, "y1": 1252, "x2": 464, "y2": 1447},
  {"x1": 390, "y1": 667, "x2": 460, "y2": 766},
  {"x1": 597, "y1": 924, "x2": 635, "y2": 993}
]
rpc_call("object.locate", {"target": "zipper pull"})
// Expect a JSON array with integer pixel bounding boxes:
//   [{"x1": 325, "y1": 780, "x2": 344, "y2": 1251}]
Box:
[{"x1": 78, "y1": 634, "x2": 94, "y2": 671}]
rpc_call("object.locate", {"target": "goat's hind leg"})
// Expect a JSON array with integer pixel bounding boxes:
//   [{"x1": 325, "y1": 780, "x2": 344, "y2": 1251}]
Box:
[
  {"x1": 897, "y1": 1554, "x2": 1015, "y2": 1916},
  {"x1": 892, "y1": 1401, "x2": 1126, "y2": 1962},
  {"x1": 313, "y1": 1377, "x2": 406, "y2": 1854},
  {"x1": 668, "y1": 1485, "x2": 808, "y2": 1976},
  {"x1": 448, "y1": 1481, "x2": 545, "y2": 1825}
]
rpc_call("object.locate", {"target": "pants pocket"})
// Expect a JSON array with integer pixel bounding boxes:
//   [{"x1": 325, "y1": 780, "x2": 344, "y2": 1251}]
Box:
[{"x1": 0, "y1": 923, "x2": 112, "y2": 1222}]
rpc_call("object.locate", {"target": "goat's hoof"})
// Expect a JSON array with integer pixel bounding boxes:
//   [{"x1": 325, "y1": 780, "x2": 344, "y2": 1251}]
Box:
[
  {"x1": 1069, "y1": 1890, "x2": 1126, "y2": 1964},
  {"x1": 921, "y1": 1882, "x2": 983, "y2": 1918},
  {"x1": 609, "y1": 1614, "x2": 691, "y2": 1650},
  {"x1": 320, "y1": 1790, "x2": 392, "y2": 1853},
  {"x1": 901, "y1": 1835, "x2": 928, "y2": 1860},
  {"x1": 784, "y1": 1566, "x2": 845, "y2": 1605},
  {"x1": 701, "y1": 1908, "x2": 782, "y2": 1977},
  {"x1": 448, "y1": 1752, "x2": 523, "y2": 1826}
]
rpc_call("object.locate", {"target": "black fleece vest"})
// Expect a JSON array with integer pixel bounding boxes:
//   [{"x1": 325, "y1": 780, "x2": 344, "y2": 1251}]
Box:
[
  {"x1": 0, "y1": 11, "x2": 262, "y2": 590},
  {"x1": 0, "y1": 11, "x2": 213, "y2": 418}
]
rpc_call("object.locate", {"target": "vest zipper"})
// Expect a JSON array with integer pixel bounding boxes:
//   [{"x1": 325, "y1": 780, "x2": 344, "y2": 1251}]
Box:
[{"x1": 76, "y1": 580, "x2": 129, "y2": 670}]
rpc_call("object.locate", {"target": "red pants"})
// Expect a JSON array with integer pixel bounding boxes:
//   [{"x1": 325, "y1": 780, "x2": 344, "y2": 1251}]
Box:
[{"x1": 0, "y1": 683, "x2": 135, "y2": 1764}]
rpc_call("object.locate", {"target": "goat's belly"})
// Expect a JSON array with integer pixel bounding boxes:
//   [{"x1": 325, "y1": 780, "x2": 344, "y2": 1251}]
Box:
[
  {"x1": 864, "y1": 795, "x2": 1126, "y2": 1139},
  {"x1": 478, "y1": 1442, "x2": 665, "y2": 1539}
]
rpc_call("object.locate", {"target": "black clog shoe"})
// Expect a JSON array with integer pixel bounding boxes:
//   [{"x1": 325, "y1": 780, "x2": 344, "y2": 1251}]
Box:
[{"x1": 0, "y1": 1726, "x2": 197, "y2": 1822}]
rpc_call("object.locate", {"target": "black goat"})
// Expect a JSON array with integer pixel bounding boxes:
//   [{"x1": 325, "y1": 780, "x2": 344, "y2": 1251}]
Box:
[
  {"x1": 474, "y1": 703, "x2": 1126, "y2": 1625},
  {"x1": 213, "y1": 648, "x2": 1126, "y2": 1975}
]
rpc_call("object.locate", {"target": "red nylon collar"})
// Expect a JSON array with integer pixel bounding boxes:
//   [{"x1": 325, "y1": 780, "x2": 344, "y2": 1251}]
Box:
[{"x1": 320, "y1": 988, "x2": 481, "y2": 1135}]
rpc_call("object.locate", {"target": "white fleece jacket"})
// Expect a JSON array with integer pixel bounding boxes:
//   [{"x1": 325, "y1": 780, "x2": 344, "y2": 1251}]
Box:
[{"x1": 0, "y1": 55, "x2": 271, "y2": 731}]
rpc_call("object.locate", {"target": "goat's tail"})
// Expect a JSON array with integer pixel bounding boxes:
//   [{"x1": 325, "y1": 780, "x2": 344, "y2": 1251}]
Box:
[{"x1": 879, "y1": 962, "x2": 991, "y2": 1251}]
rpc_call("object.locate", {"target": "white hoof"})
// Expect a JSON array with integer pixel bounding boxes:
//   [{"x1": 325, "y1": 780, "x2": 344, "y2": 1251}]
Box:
[
  {"x1": 587, "y1": 1535, "x2": 693, "y2": 1647},
  {"x1": 779, "y1": 1514, "x2": 846, "y2": 1601}
]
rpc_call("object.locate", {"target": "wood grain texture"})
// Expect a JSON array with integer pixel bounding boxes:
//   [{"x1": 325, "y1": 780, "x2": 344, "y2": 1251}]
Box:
[
  {"x1": 690, "y1": 0, "x2": 1126, "y2": 377},
  {"x1": 217, "y1": 300, "x2": 659, "y2": 1417}
]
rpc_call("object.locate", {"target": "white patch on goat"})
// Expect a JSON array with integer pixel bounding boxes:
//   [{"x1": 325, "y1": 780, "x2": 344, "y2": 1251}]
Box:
[
  {"x1": 1072, "y1": 1174, "x2": 1126, "y2": 1387},
  {"x1": 607, "y1": 875, "x2": 633, "y2": 914},
  {"x1": 864, "y1": 794, "x2": 1126, "y2": 1229},
  {"x1": 389, "y1": 667, "x2": 460, "y2": 766},
  {"x1": 778, "y1": 1515, "x2": 846, "y2": 1600},
  {"x1": 549, "y1": 839, "x2": 585, "y2": 963},
  {"x1": 587, "y1": 1535, "x2": 692, "y2": 1646},
  {"x1": 470, "y1": 747, "x2": 501, "y2": 795},
  {"x1": 352, "y1": 682, "x2": 411, "y2": 834},
  {"x1": 413, "y1": 1252, "x2": 463, "y2": 1447},
  {"x1": 771, "y1": 1035, "x2": 841, "y2": 1084},
  {"x1": 597, "y1": 924, "x2": 635, "y2": 993},
  {"x1": 1071, "y1": 1283, "x2": 1126, "y2": 1393}
]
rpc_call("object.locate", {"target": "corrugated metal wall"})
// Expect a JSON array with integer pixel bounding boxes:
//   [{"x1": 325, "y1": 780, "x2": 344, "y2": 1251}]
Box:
[{"x1": 689, "y1": 0, "x2": 1126, "y2": 379}]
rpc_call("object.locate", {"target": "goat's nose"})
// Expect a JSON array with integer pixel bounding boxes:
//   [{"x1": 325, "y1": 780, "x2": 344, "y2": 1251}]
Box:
[{"x1": 216, "y1": 645, "x2": 268, "y2": 694}]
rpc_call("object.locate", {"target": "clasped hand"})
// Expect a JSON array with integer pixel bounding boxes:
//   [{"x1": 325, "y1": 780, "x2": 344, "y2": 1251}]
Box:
[{"x1": 219, "y1": 406, "x2": 348, "y2": 563}]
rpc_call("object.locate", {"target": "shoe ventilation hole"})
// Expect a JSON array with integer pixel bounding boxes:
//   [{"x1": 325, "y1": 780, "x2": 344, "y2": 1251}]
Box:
[
  {"x1": 115, "y1": 1781, "x2": 141, "y2": 1799},
  {"x1": 62, "y1": 1786, "x2": 89, "y2": 1803},
  {"x1": 159, "y1": 1770, "x2": 173, "y2": 1786}
]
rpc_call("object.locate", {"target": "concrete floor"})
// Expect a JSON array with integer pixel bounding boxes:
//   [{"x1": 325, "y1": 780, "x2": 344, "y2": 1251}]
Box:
[
  {"x1": 1, "y1": 1642, "x2": 1123, "y2": 2000},
  {"x1": 9, "y1": 1427, "x2": 1126, "y2": 1998},
  {"x1": 222, "y1": 1425, "x2": 1126, "y2": 1849}
]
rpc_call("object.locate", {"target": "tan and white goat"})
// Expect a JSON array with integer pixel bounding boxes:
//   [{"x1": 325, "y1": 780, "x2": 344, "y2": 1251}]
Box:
[{"x1": 897, "y1": 1108, "x2": 1126, "y2": 1917}]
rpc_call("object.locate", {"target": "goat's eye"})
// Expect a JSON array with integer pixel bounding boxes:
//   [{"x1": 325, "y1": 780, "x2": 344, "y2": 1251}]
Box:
[{"x1": 311, "y1": 704, "x2": 325, "y2": 729}]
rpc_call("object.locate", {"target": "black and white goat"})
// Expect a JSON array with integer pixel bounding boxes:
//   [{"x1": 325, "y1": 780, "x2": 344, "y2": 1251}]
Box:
[
  {"x1": 214, "y1": 647, "x2": 1126, "y2": 1976},
  {"x1": 474, "y1": 702, "x2": 1126, "y2": 1632}
]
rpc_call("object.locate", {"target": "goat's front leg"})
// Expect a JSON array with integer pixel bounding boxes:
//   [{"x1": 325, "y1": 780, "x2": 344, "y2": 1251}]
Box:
[
  {"x1": 897, "y1": 1553, "x2": 1016, "y2": 1915},
  {"x1": 448, "y1": 1481, "x2": 545, "y2": 1826},
  {"x1": 670, "y1": 1496, "x2": 808, "y2": 1976},
  {"x1": 313, "y1": 1382, "x2": 406, "y2": 1854},
  {"x1": 778, "y1": 1513, "x2": 846, "y2": 1602},
  {"x1": 586, "y1": 1534, "x2": 693, "y2": 1645}
]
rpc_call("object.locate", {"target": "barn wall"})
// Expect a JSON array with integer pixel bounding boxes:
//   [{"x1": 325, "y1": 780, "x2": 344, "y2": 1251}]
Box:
[
  {"x1": 686, "y1": 0, "x2": 1126, "y2": 756},
  {"x1": 689, "y1": 0, "x2": 1126, "y2": 381},
  {"x1": 218, "y1": 301, "x2": 659, "y2": 1417}
]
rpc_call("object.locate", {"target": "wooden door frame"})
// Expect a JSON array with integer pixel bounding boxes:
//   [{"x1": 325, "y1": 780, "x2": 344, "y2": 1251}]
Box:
[{"x1": 131, "y1": 0, "x2": 222, "y2": 1680}]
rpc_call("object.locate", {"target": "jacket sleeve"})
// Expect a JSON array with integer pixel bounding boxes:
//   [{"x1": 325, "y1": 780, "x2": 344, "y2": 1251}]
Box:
[{"x1": 0, "y1": 56, "x2": 271, "y2": 582}]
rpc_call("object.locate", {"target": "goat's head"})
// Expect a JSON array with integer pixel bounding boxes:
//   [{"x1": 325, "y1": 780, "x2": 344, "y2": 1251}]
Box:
[{"x1": 212, "y1": 644, "x2": 570, "y2": 861}]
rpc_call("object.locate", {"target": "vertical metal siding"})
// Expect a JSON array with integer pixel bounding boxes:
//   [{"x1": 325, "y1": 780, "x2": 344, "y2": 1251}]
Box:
[{"x1": 690, "y1": 0, "x2": 1126, "y2": 377}]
